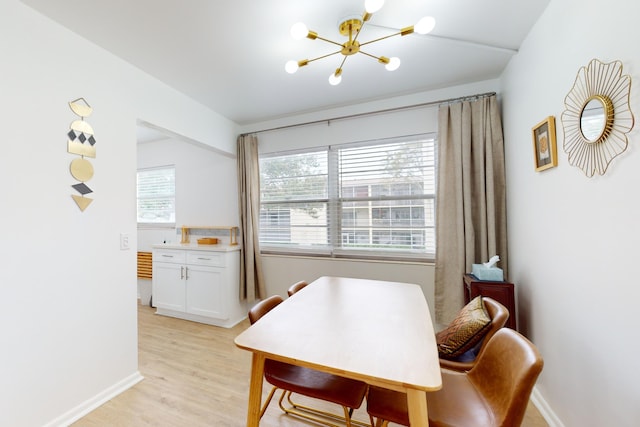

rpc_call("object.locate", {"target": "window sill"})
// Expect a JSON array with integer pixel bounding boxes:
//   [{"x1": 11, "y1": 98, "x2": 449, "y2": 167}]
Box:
[
  {"x1": 260, "y1": 249, "x2": 434, "y2": 264},
  {"x1": 137, "y1": 223, "x2": 176, "y2": 229}
]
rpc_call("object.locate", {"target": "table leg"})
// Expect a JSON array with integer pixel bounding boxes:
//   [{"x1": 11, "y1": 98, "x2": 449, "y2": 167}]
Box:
[
  {"x1": 406, "y1": 389, "x2": 428, "y2": 427},
  {"x1": 246, "y1": 353, "x2": 265, "y2": 427}
]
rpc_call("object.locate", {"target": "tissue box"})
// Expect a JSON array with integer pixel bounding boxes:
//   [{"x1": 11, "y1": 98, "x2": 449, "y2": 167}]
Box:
[{"x1": 472, "y1": 264, "x2": 504, "y2": 281}]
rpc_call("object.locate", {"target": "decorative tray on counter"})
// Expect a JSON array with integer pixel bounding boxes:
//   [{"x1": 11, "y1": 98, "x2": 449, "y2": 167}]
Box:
[{"x1": 197, "y1": 237, "x2": 219, "y2": 245}]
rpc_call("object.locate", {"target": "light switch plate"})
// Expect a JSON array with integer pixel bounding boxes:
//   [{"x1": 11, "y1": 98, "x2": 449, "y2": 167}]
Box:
[{"x1": 120, "y1": 233, "x2": 130, "y2": 250}]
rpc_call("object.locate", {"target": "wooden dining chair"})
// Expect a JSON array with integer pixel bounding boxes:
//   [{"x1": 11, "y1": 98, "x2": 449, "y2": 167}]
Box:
[
  {"x1": 439, "y1": 297, "x2": 509, "y2": 372},
  {"x1": 287, "y1": 280, "x2": 308, "y2": 296},
  {"x1": 248, "y1": 295, "x2": 368, "y2": 427},
  {"x1": 366, "y1": 328, "x2": 544, "y2": 427}
]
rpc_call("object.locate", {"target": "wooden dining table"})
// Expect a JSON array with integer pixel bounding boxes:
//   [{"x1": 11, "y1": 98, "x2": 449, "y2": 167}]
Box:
[{"x1": 234, "y1": 276, "x2": 442, "y2": 426}]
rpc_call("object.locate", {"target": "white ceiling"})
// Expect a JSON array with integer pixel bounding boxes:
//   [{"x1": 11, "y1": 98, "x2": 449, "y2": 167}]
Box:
[{"x1": 21, "y1": 0, "x2": 549, "y2": 126}]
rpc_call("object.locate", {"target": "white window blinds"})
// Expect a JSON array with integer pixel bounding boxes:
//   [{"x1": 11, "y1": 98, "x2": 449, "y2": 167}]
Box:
[
  {"x1": 137, "y1": 166, "x2": 176, "y2": 225},
  {"x1": 259, "y1": 134, "x2": 435, "y2": 260},
  {"x1": 260, "y1": 150, "x2": 330, "y2": 250}
]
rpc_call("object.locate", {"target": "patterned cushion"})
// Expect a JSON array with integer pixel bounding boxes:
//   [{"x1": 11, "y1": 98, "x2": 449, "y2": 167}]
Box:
[{"x1": 436, "y1": 296, "x2": 491, "y2": 359}]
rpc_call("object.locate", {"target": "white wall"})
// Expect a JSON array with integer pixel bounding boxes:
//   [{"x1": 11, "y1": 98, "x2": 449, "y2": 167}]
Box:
[
  {"x1": 1, "y1": 1, "x2": 237, "y2": 425},
  {"x1": 501, "y1": 0, "x2": 640, "y2": 425},
  {"x1": 262, "y1": 255, "x2": 434, "y2": 314}
]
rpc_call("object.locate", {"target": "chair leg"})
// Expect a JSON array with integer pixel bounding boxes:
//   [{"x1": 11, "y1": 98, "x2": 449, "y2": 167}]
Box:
[
  {"x1": 373, "y1": 417, "x2": 388, "y2": 427},
  {"x1": 368, "y1": 415, "x2": 384, "y2": 427},
  {"x1": 341, "y1": 405, "x2": 352, "y2": 427},
  {"x1": 277, "y1": 391, "x2": 369, "y2": 427},
  {"x1": 258, "y1": 386, "x2": 280, "y2": 419}
]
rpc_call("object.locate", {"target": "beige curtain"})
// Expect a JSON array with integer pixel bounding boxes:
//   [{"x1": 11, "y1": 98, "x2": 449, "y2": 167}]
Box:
[
  {"x1": 434, "y1": 95, "x2": 507, "y2": 324},
  {"x1": 236, "y1": 134, "x2": 266, "y2": 301}
]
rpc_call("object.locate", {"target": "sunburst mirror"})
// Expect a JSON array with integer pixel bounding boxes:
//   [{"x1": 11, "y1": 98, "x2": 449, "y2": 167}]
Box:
[{"x1": 561, "y1": 59, "x2": 634, "y2": 177}]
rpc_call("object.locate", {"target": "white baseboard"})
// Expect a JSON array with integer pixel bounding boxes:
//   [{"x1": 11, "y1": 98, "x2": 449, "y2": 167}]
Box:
[
  {"x1": 531, "y1": 386, "x2": 565, "y2": 427},
  {"x1": 44, "y1": 371, "x2": 144, "y2": 427}
]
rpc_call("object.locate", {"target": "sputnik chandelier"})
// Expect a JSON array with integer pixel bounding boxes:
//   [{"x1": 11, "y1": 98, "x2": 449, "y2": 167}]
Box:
[{"x1": 285, "y1": 0, "x2": 435, "y2": 85}]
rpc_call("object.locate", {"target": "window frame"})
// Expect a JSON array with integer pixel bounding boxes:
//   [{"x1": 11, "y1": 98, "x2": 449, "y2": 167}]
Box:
[
  {"x1": 137, "y1": 165, "x2": 176, "y2": 228},
  {"x1": 259, "y1": 134, "x2": 436, "y2": 262}
]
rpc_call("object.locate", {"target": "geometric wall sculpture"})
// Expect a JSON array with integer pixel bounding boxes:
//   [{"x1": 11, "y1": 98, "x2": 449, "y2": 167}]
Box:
[{"x1": 68, "y1": 98, "x2": 96, "y2": 211}]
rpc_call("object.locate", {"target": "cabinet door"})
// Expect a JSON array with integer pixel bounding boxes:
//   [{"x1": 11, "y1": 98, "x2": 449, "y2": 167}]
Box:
[
  {"x1": 185, "y1": 264, "x2": 227, "y2": 320},
  {"x1": 153, "y1": 262, "x2": 186, "y2": 312}
]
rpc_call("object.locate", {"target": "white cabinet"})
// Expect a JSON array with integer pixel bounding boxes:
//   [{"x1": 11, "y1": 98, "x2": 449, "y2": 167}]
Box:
[
  {"x1": 153, "y1": 249, "x2": 186, "y2": 312},
  {"x1": 152, "y1": 246, "x2": 246, "y2": 328}
]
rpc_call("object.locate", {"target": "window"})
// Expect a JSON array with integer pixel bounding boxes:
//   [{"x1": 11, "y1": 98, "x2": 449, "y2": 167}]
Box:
[
  {"x1": 137, "y1": 166, "x2": 176, "y2": 225},
  {"x1": 259, "y1": 134, "x2": 435, "y2": 260}
]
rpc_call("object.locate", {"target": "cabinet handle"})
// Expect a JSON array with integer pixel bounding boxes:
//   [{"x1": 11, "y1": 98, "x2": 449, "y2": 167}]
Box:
[
  {"x1": 197, "y1": 257, "x2": 211, "y2": 261},
  {"x1": 162, "y1": 254, "x2": 173, "y2": 258},
  {"x1": 180, "y1": 266, "x2": 184, "y2": 280},
  {"x1": 185, "y1": 266, "x2": 189, "y2": 280}
]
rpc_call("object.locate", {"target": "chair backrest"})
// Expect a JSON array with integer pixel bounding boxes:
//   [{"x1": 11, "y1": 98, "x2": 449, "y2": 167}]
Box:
[
  {"x1": 439, "y1": 297, "x2": 509, "y2": 371},
  {"x1": 475, "y1": 297, "x2": 509, "y2": 358},
  {"x1": 468, "y1": 328, "x2": 544, "y2": 427},
  {"x1": 248, "y1": 295, "x2": 284, "y2": 325},
  {"x1": 287, "y1": 280, "x2": 308, "y2": 297}
]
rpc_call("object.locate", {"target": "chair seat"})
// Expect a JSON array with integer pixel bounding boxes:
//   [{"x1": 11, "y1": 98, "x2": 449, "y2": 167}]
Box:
[
  {"x1": 265, "y1": 359, "x2": 367, "y2": 409},
  {"x1": 367, "y1": 370, "x2": 494, "y2": 427}
]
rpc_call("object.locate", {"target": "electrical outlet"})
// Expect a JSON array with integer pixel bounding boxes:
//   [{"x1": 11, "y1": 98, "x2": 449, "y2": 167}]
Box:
[{"x1": 120, "y1": 233, "x2": 130, "y2": 250}]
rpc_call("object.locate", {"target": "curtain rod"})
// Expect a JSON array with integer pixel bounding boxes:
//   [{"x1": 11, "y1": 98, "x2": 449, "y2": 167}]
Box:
[{"x1": 241, "y1": 91, "x2": 496, "y2": 136}]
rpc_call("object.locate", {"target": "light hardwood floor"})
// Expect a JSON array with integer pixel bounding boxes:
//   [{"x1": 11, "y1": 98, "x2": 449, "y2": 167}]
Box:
[{"x1": 74, "y1": 303, "x2": 548, "y2": 427}]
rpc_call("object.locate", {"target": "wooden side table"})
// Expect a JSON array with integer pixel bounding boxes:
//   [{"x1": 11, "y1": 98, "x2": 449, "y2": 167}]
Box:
[{"x1": 463, "y1": 274, "x2": 517, "y2": 330}]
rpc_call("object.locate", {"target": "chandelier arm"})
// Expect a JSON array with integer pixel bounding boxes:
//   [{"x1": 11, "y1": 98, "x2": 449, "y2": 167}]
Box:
[
  {"x1": 352, "y1": 26, "x2": 364, "y2": 43},
  {"x1": 358, "y1": 50, "x2": 387, "y2": 62},
  {"x1": 337, "y1": 54, "x2": 348, "y2": 70},
  {"x1": 352, "y1": 17, "x2": 366, "y2": 43},
  {"x1": 306, "y1": 50, "x2": 343, "y2": 64},
  {"x1": 359, "y1": 31, "x2": 404, "y2": 47},
  {"x1": 313, "y1": 35, "x2": 344, "y2": 48}
]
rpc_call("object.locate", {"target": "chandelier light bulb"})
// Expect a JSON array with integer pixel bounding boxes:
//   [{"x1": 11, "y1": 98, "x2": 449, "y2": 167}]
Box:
[
  {"x1": 329, "y1": 72, "x2": 342, "y2": 86},
  {"x1": 290, "y1": 22, "x2": 308, "y2": 40},
  {"x1": 285, "y1": 60, "x2": 299, "y2": 74},
  {"x1": 365, "y1": 0, "x2": 385, "y2": 14},
  {"x1": 414, "y1": 16, "x2": 436, "y2": 35},
  {"x1": 385, "y1": 57, "x2": 401, "y2": 71}
]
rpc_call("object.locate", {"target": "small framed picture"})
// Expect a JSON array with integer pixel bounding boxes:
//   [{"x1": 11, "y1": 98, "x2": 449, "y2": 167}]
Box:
[{"x1": 532, "y1": 116, "x2": 558, "y2": 172}]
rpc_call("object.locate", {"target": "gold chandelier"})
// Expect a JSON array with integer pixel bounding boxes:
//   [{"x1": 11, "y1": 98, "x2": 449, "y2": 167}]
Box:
[{"x1": 285, "y1": 0, "x2": 435, "y2": 85}]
